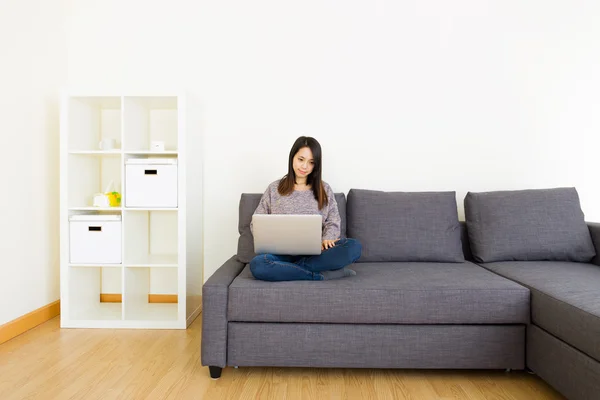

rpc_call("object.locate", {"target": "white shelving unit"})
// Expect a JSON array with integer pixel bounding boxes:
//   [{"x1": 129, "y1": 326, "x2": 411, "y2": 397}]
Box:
[{"x1": 60, "y1": 93, "x2": 203, "y2": 329}]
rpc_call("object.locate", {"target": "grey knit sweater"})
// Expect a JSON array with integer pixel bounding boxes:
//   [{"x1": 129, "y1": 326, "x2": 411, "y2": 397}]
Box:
[{"x1": 251, "y1": 179, "x2": 341, "y2": 240}]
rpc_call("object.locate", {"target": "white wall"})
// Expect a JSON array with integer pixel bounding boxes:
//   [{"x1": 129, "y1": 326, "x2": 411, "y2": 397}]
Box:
[
  {"x1": 0, "y1": 0, "x2": 65, "y2": 324},
  {"x1": 63, "y1": 0, "x2": 600, "y2": 283}
]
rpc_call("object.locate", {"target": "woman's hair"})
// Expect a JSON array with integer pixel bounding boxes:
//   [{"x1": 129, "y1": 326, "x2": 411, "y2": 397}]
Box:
[{"x1": 278, "y1": 136, "x2": 329, "y2": 210}]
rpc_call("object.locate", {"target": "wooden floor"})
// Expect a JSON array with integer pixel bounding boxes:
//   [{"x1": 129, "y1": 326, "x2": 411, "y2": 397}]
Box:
[{"x1": 0, "y1": 316, "x2": 564, "y2": 400}]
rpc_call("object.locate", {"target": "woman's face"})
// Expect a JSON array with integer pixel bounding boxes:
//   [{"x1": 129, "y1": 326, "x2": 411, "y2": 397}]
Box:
[{"x1": 293, "y1": 146, "x2": 315, "y2": 180}]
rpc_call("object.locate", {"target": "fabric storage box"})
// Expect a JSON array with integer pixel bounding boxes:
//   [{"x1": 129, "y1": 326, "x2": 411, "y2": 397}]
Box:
[
  {"x1": 125, "y1": 158, "x2": 178, "y2": 208},
  {"x1": 69, "y1": 215, "x2": 122, "y2": 264}
]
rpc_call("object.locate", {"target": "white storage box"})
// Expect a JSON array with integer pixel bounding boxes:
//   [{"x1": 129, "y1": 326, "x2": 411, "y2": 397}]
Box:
[
  {"x1": 125, "y1": 158, "x2": 178, "y2": 208},
  {"x1": 69, "y1": 215, "x2": 122, "y2": 264}
]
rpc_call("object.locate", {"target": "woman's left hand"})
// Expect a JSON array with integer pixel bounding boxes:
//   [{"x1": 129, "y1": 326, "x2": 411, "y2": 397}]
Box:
[{"x1": 322, "y1": 239, "x2": 339, "y2": 250}]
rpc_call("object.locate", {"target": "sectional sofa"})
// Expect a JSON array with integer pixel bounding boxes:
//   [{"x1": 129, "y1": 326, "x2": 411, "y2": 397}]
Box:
[{"x1": 201, "y1": 187, "x2": 600, "y2": 400}]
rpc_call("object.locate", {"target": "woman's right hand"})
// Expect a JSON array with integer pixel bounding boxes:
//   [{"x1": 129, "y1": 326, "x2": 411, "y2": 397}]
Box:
[{"x1": 322, "y1": 239, "x2": 339, "y2": 250}]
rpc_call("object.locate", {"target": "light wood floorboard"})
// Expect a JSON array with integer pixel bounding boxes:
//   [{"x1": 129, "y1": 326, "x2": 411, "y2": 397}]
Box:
[{"x1": 0, "y1": 316, "x2": 565, "y2": 399}]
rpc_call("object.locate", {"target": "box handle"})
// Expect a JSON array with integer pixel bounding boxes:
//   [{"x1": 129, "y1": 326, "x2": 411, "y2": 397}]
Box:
[
  {"x1": 88, "y1": 226, "x2": 102, "y2": 232},
  {"x1": 144, "y1": 169, "x2": 158, "y2": 175}
]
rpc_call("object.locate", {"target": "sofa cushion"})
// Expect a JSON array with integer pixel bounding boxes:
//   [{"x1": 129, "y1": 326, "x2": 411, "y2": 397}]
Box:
[
  {"x1": 346, "y1": 189, "x2": 464, "y2": 262},
  {"x1": 480, "y1": 261, "x2": 600, "y2": 362},
  {"x1": 464, "y1": 187, "x2": 596, "y2": 263},
  {"x1": 236, "y1": 192, "x2": 347, "y2": 263},
  {"x1": 459, "y1": 221, "x2": 474, "y2": 261},
  {"x1": 228, "y1": 261, "x2": 529, "y2": 324}
]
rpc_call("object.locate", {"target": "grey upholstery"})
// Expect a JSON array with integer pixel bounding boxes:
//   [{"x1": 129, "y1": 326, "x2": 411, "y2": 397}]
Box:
[
  {"x1": 528, "y1": 324, "x2": 600, "y2": 400},
  {"x1": 589, "y1": 222, "x2": 600, "y2": 266},
  {"x1": 228, "y1": 323, "x2": 525, "y2": 370},
  {"x1": 480, "y1": 261, "x2": 600, "y2": 362},
  {"x1": 346, "y1": 189, "x2": 464, "y2": 262},
  {"x1": 236, "y1": 192, "x2": 347, "y2": 263},
  {"x1": 201, "y1": 188, "x2": 600, "y2": 400},
  {"x1": 465, "y1": 187, "x2": 596, "y2": 263},
  {"x1": 228, "y1": 261, "x2": 529, "y2": 324},
  {"x1": 200, "y1": 256, "x2": 246, "y2": 368},
  {"x1": 459, "y1": 221, "x2": 473, "y2": 261}
]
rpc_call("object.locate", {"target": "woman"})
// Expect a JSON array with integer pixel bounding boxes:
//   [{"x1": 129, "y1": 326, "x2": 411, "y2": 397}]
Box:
[{"x1": 250, "y1": 136, "x2": 362, "y2": 281}]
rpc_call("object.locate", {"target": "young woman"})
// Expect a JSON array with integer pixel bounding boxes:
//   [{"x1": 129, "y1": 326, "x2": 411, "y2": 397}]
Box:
[{"x1": 249, "y1": 136, "x2": 362, "y2": 281}]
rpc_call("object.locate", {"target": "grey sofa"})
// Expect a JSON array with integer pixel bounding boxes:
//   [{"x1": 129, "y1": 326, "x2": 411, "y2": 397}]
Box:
[{"x1": 201, "y1": 187, "x2": 600, "y2": 400}]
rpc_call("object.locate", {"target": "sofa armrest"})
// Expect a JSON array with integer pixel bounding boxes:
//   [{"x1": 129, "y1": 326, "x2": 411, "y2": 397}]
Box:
[
  {"x1": 588, "y1": 223, "x2": 600, "y2": 266},
  {"x1": 201, "y1": 255, "x2": 246, "y2": 367}
]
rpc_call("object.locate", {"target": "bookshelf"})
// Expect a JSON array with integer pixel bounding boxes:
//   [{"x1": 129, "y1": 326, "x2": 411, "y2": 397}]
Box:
[{"x1": 59, "y1": 93, "x2": 203, "y2": 329}]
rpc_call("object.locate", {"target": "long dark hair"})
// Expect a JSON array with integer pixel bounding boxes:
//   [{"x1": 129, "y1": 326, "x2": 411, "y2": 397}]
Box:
[{"x1": 277, "y1": 136, "x2": 328, "y2": 210}]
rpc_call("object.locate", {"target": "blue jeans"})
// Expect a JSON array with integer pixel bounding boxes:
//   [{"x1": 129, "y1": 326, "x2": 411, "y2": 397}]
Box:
[{"x1": 250, "y1": 238, "x2": 362, "y2": 281}]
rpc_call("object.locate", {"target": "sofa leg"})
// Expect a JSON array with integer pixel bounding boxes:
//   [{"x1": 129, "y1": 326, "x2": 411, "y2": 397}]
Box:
[
  {"x1": 209, "y1": 366, "x2": 222, "y2": 379},
  {"x1": 505, "y1": 368, "x2": 511, "y2": 372}
]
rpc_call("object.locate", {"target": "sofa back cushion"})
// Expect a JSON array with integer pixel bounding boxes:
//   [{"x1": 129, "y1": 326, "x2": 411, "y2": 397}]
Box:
[
  {"x1": 460, "y1": 221, "x2": 473, "y2": 261},
  {"x1": 346, "y1": 189, "x2": 464, "y2": 262},
  {"x1": 464, "y1": 187, "x2": 596, "y2": 263},
  {"x1": 236, "y1": 192, "x2": 347, "y2": 264}
]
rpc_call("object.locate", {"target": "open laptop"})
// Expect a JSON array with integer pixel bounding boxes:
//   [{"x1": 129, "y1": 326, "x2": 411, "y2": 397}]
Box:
[{"x1": 252, "y1": 214, "x2": 322, "y2": 255}]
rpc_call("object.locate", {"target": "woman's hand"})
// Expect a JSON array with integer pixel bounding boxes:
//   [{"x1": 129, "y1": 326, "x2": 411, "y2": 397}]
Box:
[{"x1": 322, "y1": 239, "x2": 339, "y2": 250}]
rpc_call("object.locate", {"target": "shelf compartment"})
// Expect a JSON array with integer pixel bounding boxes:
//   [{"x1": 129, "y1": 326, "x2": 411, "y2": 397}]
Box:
[
  {"x1": 68, "y1": 263, "x2": 122, "y2": 268},
  {"x1": 124, "y1": 267, "x2": 178, "y2": 321},
  {"x1": 125, "y1": 151, "x2": 178, "y2": 155},
  {"x1": 68, "y1": 96, "x2": 121, "y2": 152},
  {"x1": 69, "y1": 207, "x2": 122, "y2": 212},
  {"x1": 68, "y1": 153, "x2": 121, "y2": 209},
  {"x1": 123, "y1": 96, "x2": 178, "y2": 152},
  {"x1": 69, "y1": 150, "x2": 121, "y2": 155},
  {"x1": 124, "y1": 210, "x2": 178, "y2": 265},
  {"x1": 123, "y1": 207, "x2": 178, "y2": 211},
  {"x1": 69, "y1": 266, "x2": 122, "y2": 321},
  {"x1": 125, "y1": 254, "x2": 178, "y2": 268}
]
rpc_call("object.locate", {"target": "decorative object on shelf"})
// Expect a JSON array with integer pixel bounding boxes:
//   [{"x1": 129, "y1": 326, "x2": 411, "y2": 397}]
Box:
[
  {"x1": 93, "y1": 193, "x2": 110, "y2": 207},
  {"x1": 151, "y1": 140, "x2": 165, "y2": 151},
  {"x1": 106, "y1": 191, "x2": 121, "y2": 207},
  {"x1": 99, "y1": 138, "x2": 117, "y2": 150},
  {"x1": 93, "y1": 181, "x2": 121, "y2": 207}
]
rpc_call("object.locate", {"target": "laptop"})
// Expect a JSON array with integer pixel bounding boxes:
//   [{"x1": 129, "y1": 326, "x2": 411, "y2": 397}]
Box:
[{"x1": 252, "y1": 214, "x2": 323, "y2": 255}]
